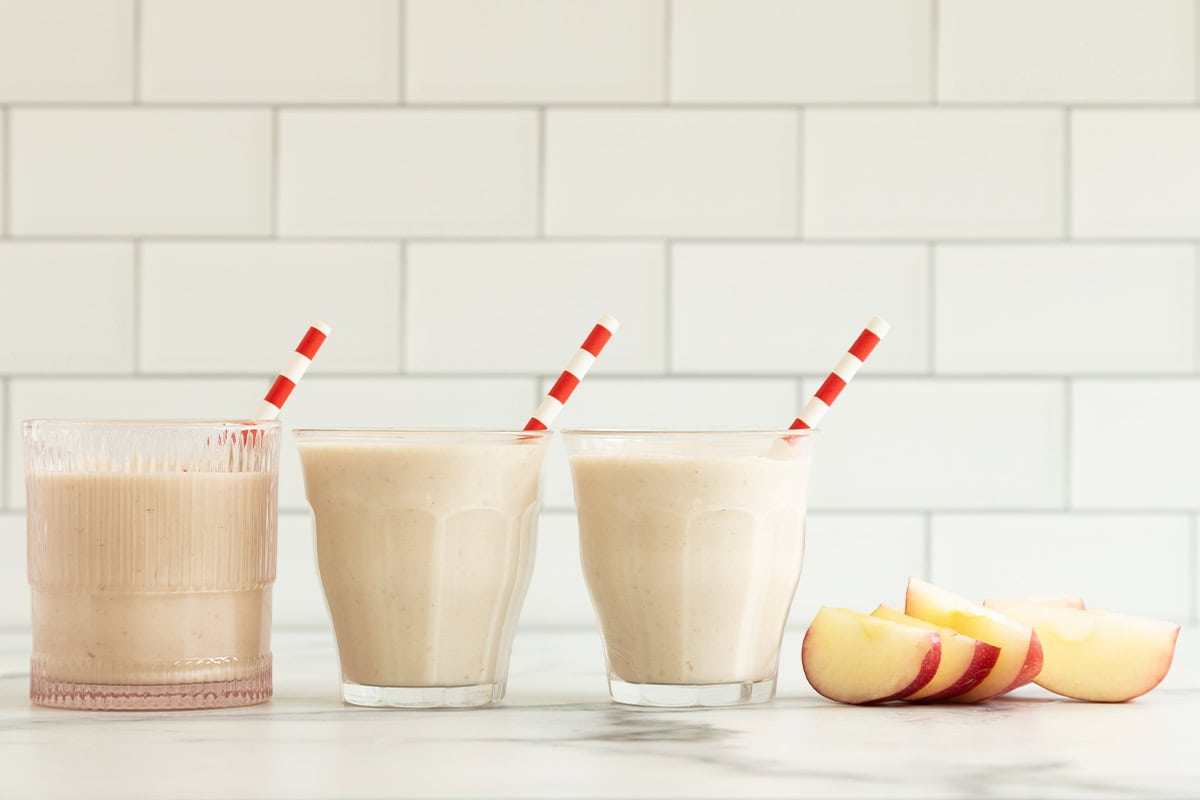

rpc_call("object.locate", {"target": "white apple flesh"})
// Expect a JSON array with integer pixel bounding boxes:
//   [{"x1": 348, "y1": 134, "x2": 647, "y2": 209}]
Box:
[
  {"x1": 984, "y1": 595, "x2": 1086, "y2": 610},
  {"x1": 802, "y1": 606, "x2": 941, "y2": 705},
  {"x1": 871, "y1": 605, "x2": 1001, "y2": 702},
  {"x1": 983, "y1": 601, "x2": 1179, "y2": 702},
  {"x1": 905, "y1": 577, "x2": 1043, "y2": 703}
]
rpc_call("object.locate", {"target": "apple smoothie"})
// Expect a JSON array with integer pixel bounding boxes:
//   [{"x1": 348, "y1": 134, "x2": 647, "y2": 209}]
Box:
[
  {"x1": 296, "y1": 430, "x2": 550, "y2": 707},
  {"x1": 24, "y1": 420, "x2": 280, "y2": 711},
  {"x1": 565, "y1": 430, "x2": 815, "y2": 707}
]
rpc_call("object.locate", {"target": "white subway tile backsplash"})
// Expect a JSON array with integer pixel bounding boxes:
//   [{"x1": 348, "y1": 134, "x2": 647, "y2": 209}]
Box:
[
  {"x1": 931, "y1": 513, "x2": 1192, "y2": 622},
  {"x1": 791, "y1": 514, "x2": 927, "y2": 628},
  {"x1": 1072, "y1": 381, "x2": 1200, "y2": 509},
  {"x1": 804, "y1": 110, "x2": 1063, "y2": 239},
  {"x1": 519, "y1": 511, "x2": 596, "y2": 628},
  {"x1": 407, "y1": 0, "x2": 664, "y2": 103},
  {"x1": 0, "y1": 515, "x2": 29, "y2": 627},
  {"x1": 278, "y1": 111, "x2": 538, "y2": 237},
  {"x1": 935, "y1": 245, "x2": 1196, "y2": 374},
  {"x1": 9, "y1": 110, "x2": 271, "y2": 236},
  {"x1": 540, "y1": 377, "x2": 800, "y2": 509},
  {"x1": 671, "y1": 244, "x2": 929, "y2": 374},
  {"x1": 274, "y1": 512, "x2": 328, "y2": 628},
  {"x1": 0, "y1": 0, "x2": 133, "y2": 102},
  {"x1": 672, "y1": 0, "x2": 930, "y2": 103},
  {"x1": 806, "y1": 379, "x2": 1065, "y2": 509},
  {"x1": 141, "y1": 0, "x2": 401, "y2": 103},
  {"x1": 939, "y1": 0, "x2": 1195, "y2": 103},
  {"x1": 6, "y1": 379, "x2": 264, "y2": 508},
  {"x1": 407, "y1": 243, "x2": 665, "y2": 374},
  {"x1": 545, "y1": 110, "x2": 799, "y2": 237},
  {"x1": 140, "y1": 243, "x2": 402, "y2": 374},
  {"x1": 0, "y1": 244, "x2": 135, "y2": 373},
  {"x1": 278, "y1": 377, "x2": 538, "y2": 511},
  {"x1": 1072, "y1": 111, "x2": 1200, "y2": 238}
]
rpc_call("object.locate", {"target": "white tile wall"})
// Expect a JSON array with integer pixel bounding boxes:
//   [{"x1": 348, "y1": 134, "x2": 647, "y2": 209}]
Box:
[
  {"x1": 141, "y1": 0, "x2": 401, "y2": 103},
  {"x1": 406, "y1": 243, "x2": 666, "y2": 373},
  {"x1": 9, "y1": 110, "x2": 272, "y2": 236},
  {"x1": 0, "y1": 0, "x2": 134, "y2": 102},
  {"x1": 804, "y1": 110, "x2": 1063, "y2": 239},
  {"x1": 938, "y1": 0, "x2": 1196, "y2": 103},
  {"x1": 140, "y1": 242, "x2": 402, "y2": 373},
  {"x1": 2, "y1": 0, "x2": 1199, "y2": 629},
  {"x1": 1072, "y1": 111, "x2": 1200, "y2": 238},
  {"x1": 934, "y1": 245, "x2": 1197, "y2": 374},
  {"x1": 278, "y1": 110, "x2": 538, "y2": 237},
  {"x1": 406, "y1": 0, "x2": 664, "y2": 103},
  {"x1": 671, "y1": 0, "x2": 931, "y2": 104},
  {"x1": 544, "y1": 110, "x2": 799, "y2": 237},
  {"x1": 0, "y1": 244, "x2": 135, "y2": 373},
  {"x1": 930, "y1": 514, "x2": 1192, "y2": 622},
  {"x1": 671, "y1": 244, "x2": 929, "y2": 374}
]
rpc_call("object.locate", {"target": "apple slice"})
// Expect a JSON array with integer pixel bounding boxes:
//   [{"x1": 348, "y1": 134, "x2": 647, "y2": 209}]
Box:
[
  {"x1": 905, "y1": 577, "x2": 1043, "y2": 703},
  {"x1": 871, "y1": 605, "x2": 1001, "y2": 701},
  {"x1": 983, "y1": 601, "x2": 1179, "y2": 702},
  {"x1": 985, "y1": 595, "x2": 1085, "y2": 610},
  {"x1": 802, "y1": 606, "x2": 941, "y2": 705}
]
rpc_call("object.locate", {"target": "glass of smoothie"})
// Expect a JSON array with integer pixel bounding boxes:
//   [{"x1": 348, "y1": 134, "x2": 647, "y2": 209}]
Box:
[
  {"x1": 295, "y1": 429, "x2": 552, "y2": 708},
  {"x1": 564, "y1": 429, "x2": 816, "y2": 708},
  {"x1": 24, "y1": 419, "x2": 280, "y2": 710}
]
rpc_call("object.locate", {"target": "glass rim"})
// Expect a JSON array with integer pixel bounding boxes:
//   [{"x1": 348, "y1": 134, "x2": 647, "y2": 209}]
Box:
[
  {"x1": 23, "y1": 419, "x2": 280, "y2": 429},
  {"x1": 561, "y1": 428, "x2": 819, "y2": 438},
  {"x1": 293, "y1": 428, "x2": 553, "y2": 441}
]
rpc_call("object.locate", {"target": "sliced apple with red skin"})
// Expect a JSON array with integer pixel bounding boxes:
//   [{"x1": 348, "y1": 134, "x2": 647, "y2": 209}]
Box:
[
  {"x1": 802, "y1": 606, "x2": 941, "y2": 705},
  {"x1": 870, "y1": 605, "x2": 1001, "y2": 701},
  {"x1": 985, "y1": 595, "x2": 1085, "y2": 611},
  {"x1": 905, "y1": 578, "x2": 1043, "y2": 703},
  {"x1": 983, "y1": 601, "x2": 1179, "y2": 702}
]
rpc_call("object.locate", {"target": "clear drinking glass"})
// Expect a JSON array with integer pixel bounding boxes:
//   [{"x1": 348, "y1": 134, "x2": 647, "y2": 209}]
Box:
[
  {"x1": 564, "y1": 429, "x2": 817, "y2": 708},
  {"x1": 295, "y1": 429, "x2": 551, "y2": 708},
  {"x1": 24, "y1": 420, "x2": 280, "y2": 710}
]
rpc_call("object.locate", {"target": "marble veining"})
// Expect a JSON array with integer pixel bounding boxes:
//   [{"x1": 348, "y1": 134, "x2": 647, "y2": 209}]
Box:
[{"x1": 0, "y1": 629, "x2": 1197, "y2": 799}]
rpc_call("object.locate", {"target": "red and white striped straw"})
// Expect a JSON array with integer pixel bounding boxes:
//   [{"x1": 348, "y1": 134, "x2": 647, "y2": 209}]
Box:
[
  {"x1": 790, "y1": 316, "x2": 889, "y2": 430},
  {"x1": 524, "y1": 314, "x2": 619, "y2": 431},
  {"x1": 254, "y1": 321, "x2": 331, "y2": 420}
]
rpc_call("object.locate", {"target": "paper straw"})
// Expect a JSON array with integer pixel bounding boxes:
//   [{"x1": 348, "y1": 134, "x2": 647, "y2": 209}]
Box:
[
  {"x1": 790, "y1": 316, "x2": 889, "y2": 430},
  {"x1": 524, "y1": 314, "x2": 619, "y2": 431},
  {"x1": 254, "y1": 321, "x2": 331, "y2": 420}
]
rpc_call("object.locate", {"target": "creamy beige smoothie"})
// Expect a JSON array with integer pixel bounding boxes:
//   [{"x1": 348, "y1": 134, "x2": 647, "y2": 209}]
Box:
[
  {"x1": 566, "y1": 431, "x2": 814, "y2": 706},
  {"x1": 296, "y1": 431, "x2": 550, "y2": 707},
  {"x1": 24, "y1": 420, "x2": 279, "y2": 711}
]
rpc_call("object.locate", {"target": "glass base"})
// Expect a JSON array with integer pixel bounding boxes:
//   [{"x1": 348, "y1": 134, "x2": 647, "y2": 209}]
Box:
[
  {"x1": 342, "y1": 680, "x2": 504, "y2": 708},
  {"x1": 30, "y1": 663, "x2": 272, "y2": 711},
  {"x1": 608, "y1": 676, "x2": 776, "y2": 708}
]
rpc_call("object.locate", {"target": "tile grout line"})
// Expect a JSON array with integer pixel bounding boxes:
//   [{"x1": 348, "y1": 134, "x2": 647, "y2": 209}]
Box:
[
  {"x1": 929, "y1": 0, "x2": 939, "y2": 103},
  {"x1": 397, "y1": 0, "x2": 406, "y2": 104},
  {"x1": 1063, "y1": 379, "x2": 1073, "y2": 510},
  {"x1": 796, "y1": 108, "x2": 805, "y2": 237},
  {"x1": 8, "y1": 101, "x2": 1200, "y2": 111},
  {"x1": 1190, "y1": 514, "x2": 1199, "y2": 625},
  {"x1": 132, "y1": 0, "x2": 142, "y2": 103},
  {"x1": 270, "y1": 108, "x2": 280, "y2": 238},
  {"x1": 1062, "y1": 108, "x2": 1072, "y2": 238},
  {"x1": 8, "y1": 234, "x2": 1200, "y2": 245},
  {"x1": 927, "y1": 244, "x2": 936, "y2": 374},
  {"x1": 664, "y1": 241, "x2": 673, "y2": 373},
  {"x1": 537, "y1": 108, "x2": 547, "y2": 238},
  {"x1": 397, "y1": 240, "x2": 407, "y2": 373},
  {"x1": 132, "y1": 241, "x2": 142, "y2": 373},
  {"x1": 662, "y1": 0, "x2": 673, "y2": 104}
]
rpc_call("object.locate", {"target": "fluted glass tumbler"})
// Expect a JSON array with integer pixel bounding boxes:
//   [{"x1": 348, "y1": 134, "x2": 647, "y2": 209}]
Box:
[
  {"x1": 565, "y1": 430, "x2": 816, "y2": 708},
  {"x1": 296, "y1": 430, "x2": 550, "y2": 708},
  {"x1": 24, "y1": 420, "x2": 280, "y2": 710}
]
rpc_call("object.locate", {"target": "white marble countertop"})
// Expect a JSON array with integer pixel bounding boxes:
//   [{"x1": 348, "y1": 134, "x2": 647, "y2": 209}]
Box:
[{"x1": 1, "y1": 628, "x2": 1198, "y2": 799}]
